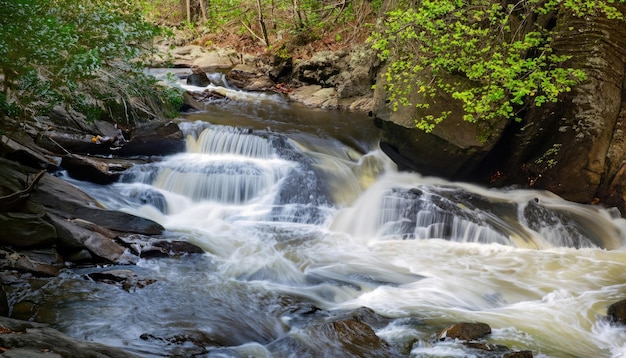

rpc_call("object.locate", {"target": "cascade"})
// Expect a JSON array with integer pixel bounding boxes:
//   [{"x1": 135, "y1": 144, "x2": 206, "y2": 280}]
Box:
[{"x1": 43, "y1": 77, "x2": 626, "y2": 358}]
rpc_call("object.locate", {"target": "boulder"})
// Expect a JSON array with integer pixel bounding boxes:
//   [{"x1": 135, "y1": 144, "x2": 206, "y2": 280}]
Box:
[
  {"x1": 186, "y1": 73, "x2": 210, "y2": 87},
  {"x1": 86, "y1": 269, "x2": 156, "y2": 292},
  {"x1": 437, "y1": 322, "x2": 492, "y2": 341},
  {"x1": 47, "y1": 214, "x2": 127, "y2": 263},
  {"x1": 0, "y1": 135, "x2": 60, "y2": 170},
  {"x1": 191, "y1": 48, "x2": 237, "y2": 72},
  {"x1": 116, "y1": 234, "x2": 204, "y2": 258},
  {"x1": 288, "y1": 85, "x2": 339, "y2": 109},
  {"x1": 372, "y1": 69, "x2": 505, "y2": 178},
  {"x1": 268, "y1": 317, "x2": 399, "y2": 357},
  {"x1": 61, "y1": 154, "x2": 123, "y2": 184},
  {"x1": 0, "y1": 316, "x2": 139, "y2": 357},
  {"x1": 0, "y1": 212, "x2": 57, "y2": 248},
  {"x1": 0, "y1": 247, "x2": 63, "y2": 277},
  {"x1": 115, "y1": 121, "x2": 185, "y2": 157},
  {"x1": 608, "y1": 299, "x2": 626, "y2": 325},
  {"x1": 26, "y1": 173, "x2": 164, "y2": 235},
  {"x1": 227, "y1": 64, "x2": 274, "y2": 91}
]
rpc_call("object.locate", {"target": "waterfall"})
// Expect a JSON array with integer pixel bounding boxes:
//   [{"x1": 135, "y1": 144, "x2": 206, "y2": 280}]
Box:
[{"x1": 49, "y1": 90, "x2": 626, "y2": 358}]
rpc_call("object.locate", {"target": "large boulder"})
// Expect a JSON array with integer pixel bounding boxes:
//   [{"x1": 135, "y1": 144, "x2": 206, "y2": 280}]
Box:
[{"x1": 372, "y1": 70, "x2": 506, "y2": 178}]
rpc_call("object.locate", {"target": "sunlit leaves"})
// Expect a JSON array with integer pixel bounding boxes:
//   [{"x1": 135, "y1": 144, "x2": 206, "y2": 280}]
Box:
[{"x1": 369, "y1": 0, "x2": 625, "y2": 138}]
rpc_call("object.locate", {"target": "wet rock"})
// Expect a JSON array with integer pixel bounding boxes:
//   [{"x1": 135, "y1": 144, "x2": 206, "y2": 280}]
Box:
[
  {"x1": 186, "y1": 67, "x2": 211, "y2": 87},
  {"x1": 38, "y1": 119, "x2": 184, "y2": 158},
  {"x1": 61, "y1": 154, "x2": 124, "y2": 184},
  {"x1": 116, "y1": 234, "x2": 204, "y2": 258},
  {"x1": 608, "y1": 299, "x2": 626, "y2": 325},
  {"x1": 0, "y1": 212, "x2": 57, "y2": 248},
  {"x1": 269, "y1": 317, "x2": 400, "y2": 357},
  {"x1": 47, "y1": 214, "x2": 127, "y2": 263},
  {"x1": 86, "y1": 269, "x2": 156, "y2": 292},
  {"x1": 116, "y1": 120, "x2": 185, "y2": 156},
  {"x1": 139, "y1": 329, "x2": 223, "y2": 356},
  {"x1": 437, "y1": 322, "x2": 492, "y2": 341},
  {"x1": 0, "y1": 316, "x2": 139, "y2": 357},
  {"x1": 0, "y1": 248, "x2": 63, "y2": 276},
  {"x1": 63, "y1": 248, "x2": 94, "y2": 262},
  {"x1": 27, "y1": 173, "x2": 164, "y2": 235},
  {"x1": 0, "y1": 135, "x2": 61, "y2": 170}
]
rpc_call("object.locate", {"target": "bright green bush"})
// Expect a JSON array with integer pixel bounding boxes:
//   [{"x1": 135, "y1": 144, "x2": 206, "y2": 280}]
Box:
[{"x1": 369, "y1": 0, "x2": 625, "y2": 137}]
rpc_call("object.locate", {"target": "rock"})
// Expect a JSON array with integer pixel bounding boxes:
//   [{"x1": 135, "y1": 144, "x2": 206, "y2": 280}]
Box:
[
  {"x1": 61, "y1": 154, "x2": 123, "y2": 184},
  {"x1": 608, "y1": 299, "x2": 626, "y2": 325},
  {"x1": 268, "y1": 56, "x2": 293, "y2": 83},
  {"x1": 186, "y1": 73, "x2": 210, "y2": 87},
  {"x1": 0, "y1": 284, "x2": 8, "y2": 316},
  {"x1": 268, "y1": 317, "x2": 400, "y2": 357},
  {"x1": 0, "y1": 135, "x2": 60, "y2": 170},
  {"x1": 116, "y1": 234, "x2": 204, "y2": 258},
  {"x1": 116, "y1": 121, "x2": 185, "y2": 156},
  {"x1": 26, "y1": 173, "x2": 164, "y2": 235},
  {"x1": 227, "y1": 64, "x2": 274, "y2": 91},
  {"x1": 288, "y1": 85, "x2": 338, "y2": 109},
  {"x1": 294, "y1": 51, "x2": 345, "y2": 86},
  {"x1": 192, "y1": 49, "x2": 236, "y2": 72},
  {"x1": 0, "y1": 316, "x2": 139, "y2": 357},
  {"x1": 372, "y1": 67, "x2": 504, "y2": 178},
  {"x1": 0, "y1": 247, "x2": 63, "y2": 276},
  {"x1": 437, "y1": 322, "x2": 492, "y2": 341},
  {"x1": 86, "y1": 269, "x2": 156, "y2": 292},
  {"x1": 47, "y1": 214, "x2": 127, "y2": 263},
  {"x1": 0, "y1": 212, "x2": 57, "y2": 248},
  {"x1": 139, "y1": 329, "x2": 220, "y2": 356}
]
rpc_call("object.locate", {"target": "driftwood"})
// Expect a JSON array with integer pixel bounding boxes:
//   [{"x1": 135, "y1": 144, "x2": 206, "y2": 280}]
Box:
[{"x1": 0, "y1": 170, "x2": 46, "y2": 211}]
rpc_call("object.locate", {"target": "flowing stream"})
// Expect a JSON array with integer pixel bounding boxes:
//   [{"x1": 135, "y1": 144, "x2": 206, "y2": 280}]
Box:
[{"x1": 21, "y1": 77, "x2": 626, "y2": 357}]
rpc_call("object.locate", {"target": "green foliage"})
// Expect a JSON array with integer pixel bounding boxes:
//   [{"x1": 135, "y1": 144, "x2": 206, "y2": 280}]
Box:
[
  {"x1": 369, "y1": 0, "x2": 625, "y2": 137},
  {"x1": 0, "y1": 0, "x2": 182, "y2": 125},
  {"x1": 535, "y1": 143, "x2": 562, "y2": 168}
]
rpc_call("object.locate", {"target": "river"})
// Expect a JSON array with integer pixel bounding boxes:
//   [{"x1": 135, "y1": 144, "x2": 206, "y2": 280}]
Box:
[{"x1": 21, "y1": 77, "x2": 626, "y2": 357}]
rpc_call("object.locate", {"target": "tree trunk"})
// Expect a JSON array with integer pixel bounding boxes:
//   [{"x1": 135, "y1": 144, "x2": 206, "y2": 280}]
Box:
[
  {"x1": 197, "y1": 0, "x2": 207, "y2": 22},
  {"x1": 186, "y1": 0, "x2": 191, "y2": 23},
  {"x1": 256, "y1": 0, "x2": 270, "y2": 47}
]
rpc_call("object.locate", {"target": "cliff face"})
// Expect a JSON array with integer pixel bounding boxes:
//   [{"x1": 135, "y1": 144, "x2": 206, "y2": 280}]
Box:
[{"x1": 372, "y1": 5, "x2": 626, "y2": 214}]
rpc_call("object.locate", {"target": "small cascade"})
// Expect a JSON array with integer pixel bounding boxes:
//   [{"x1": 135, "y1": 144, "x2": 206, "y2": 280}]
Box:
[{"x1": 331, "y1": 172, "x2": 625, "y2": 249}]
